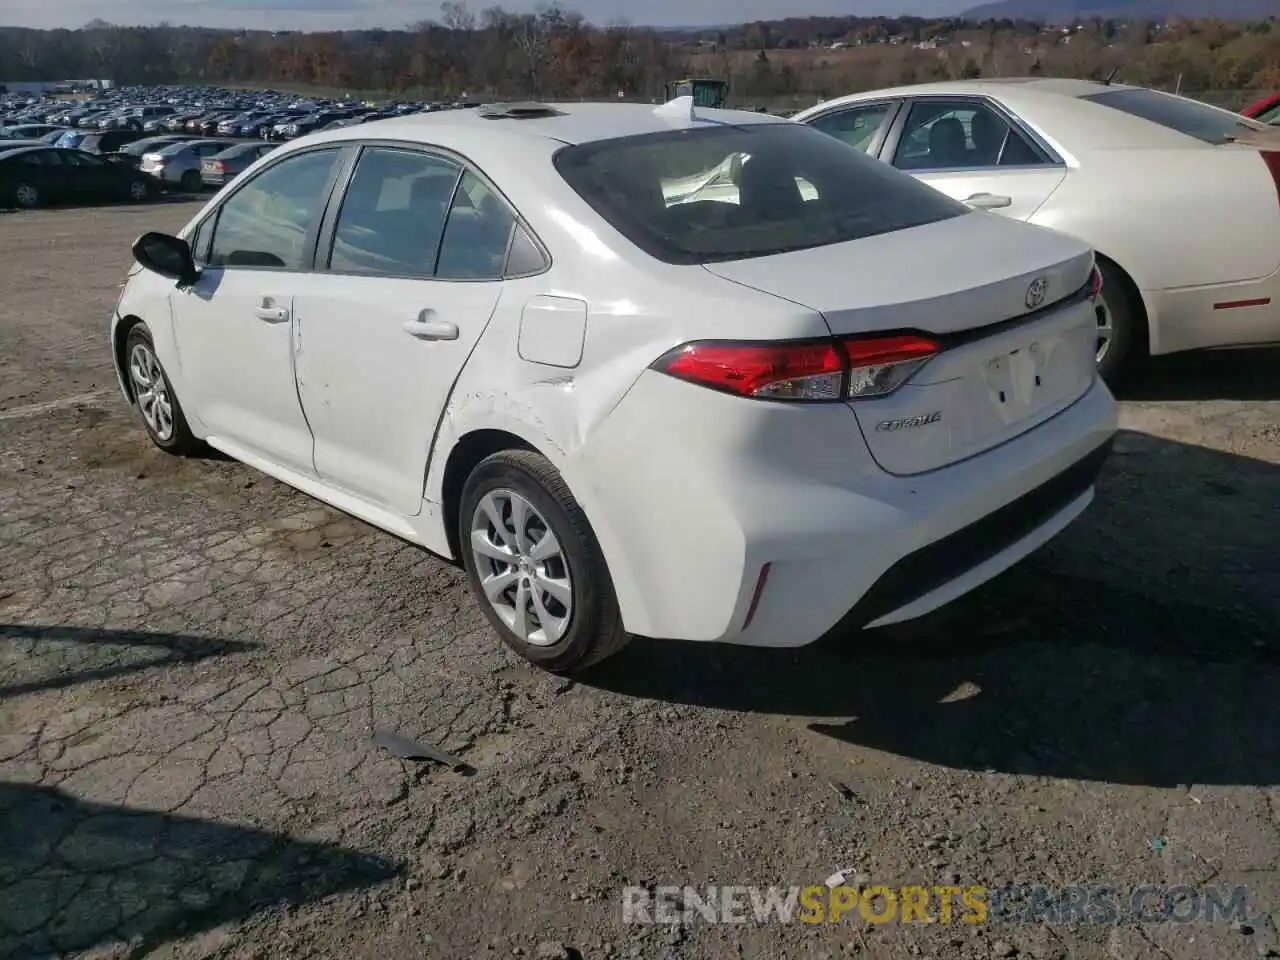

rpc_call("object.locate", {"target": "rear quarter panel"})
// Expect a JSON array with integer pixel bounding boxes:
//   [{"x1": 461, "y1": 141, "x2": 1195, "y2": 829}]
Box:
[{"x1": 1031, "y1": 147, "x2": 1280, "y2": 290}]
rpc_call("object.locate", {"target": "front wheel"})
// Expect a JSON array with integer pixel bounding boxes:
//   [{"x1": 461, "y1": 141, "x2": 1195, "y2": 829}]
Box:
[
  {"x1": 124, "y1": 324, "x2": 201, "y2": 456},
  {"x1": 179, "y1": 170, "x2": 201, "y2": 192},
  {"x1": 460, "y1": 450, "x2": 630, "y2": 673}
]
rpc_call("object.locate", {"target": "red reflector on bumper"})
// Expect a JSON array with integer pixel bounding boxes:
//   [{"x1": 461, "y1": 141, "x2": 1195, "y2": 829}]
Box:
[{"x1": 1213, "y1": 297, "x2": 1271, "y2": 310}]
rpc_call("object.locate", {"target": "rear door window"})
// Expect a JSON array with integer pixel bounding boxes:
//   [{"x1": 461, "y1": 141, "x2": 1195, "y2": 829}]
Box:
[
  {"x1": 553, "y1": 122, "x2": 966, "y2": 265},
  {"x1": 892, "y1": 100, "x2": 1047, "y2": 170},
  {"x1": 1081, "y1": 88, "x2": 1268, "y2": 144},
  {"x1": 326, "y1": 145, "x2": 461, "y2": 278}
]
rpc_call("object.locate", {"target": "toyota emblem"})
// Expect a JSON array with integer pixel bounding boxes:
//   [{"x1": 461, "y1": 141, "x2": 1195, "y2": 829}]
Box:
[{"x1": 1025, "y1": 277, "x2": 1048, "y2": 310}]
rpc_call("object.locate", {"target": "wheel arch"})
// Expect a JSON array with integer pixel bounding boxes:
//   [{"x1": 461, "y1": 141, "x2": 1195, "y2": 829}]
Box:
[
  {"x1": 438, "y1": 428, "x2": 539, "y2": 566},
  {"x1": 1093, "y1": 250, "x2": 1151, "y2": 358},
  {"x1": 113, "y1": 314, "x2": 145, "y2": 403}
]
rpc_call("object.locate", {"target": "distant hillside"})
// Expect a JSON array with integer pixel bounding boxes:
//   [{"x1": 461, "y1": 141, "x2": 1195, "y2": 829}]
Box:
[{"x1": 962, "y1": 0, "x2": 1277, "y2": 20}]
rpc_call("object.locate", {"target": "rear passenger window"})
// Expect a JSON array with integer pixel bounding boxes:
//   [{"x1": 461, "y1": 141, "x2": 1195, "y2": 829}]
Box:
[
  {"x1": 435, "y1": 171, "x2": 516, "y2": 280},
  {"x1": 208, "y1": 147, "x2": 341, "y2": 270},
  {"x1": 893, "y1": 101, "x2": 1045, "y2": 171},
  {"x1": 328, "y1": 146, "x2": 460, "y2": 278}
]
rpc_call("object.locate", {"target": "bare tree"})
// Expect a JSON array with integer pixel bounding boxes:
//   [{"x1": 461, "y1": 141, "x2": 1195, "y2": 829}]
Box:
[{"x1": 441, "y1": 1, "x2": 476, "y2": 32}]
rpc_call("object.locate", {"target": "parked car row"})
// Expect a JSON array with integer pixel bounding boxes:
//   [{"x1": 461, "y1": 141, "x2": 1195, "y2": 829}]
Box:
[
  {"x1": 0, "y1": 131, "x2": 281, "y2": 208},
  {"x1": 0, "y1": 142, "x2": 158, "y2": 208},
  {"x1": 2, "y1": 84, "x2": 480, "y2": 148}
]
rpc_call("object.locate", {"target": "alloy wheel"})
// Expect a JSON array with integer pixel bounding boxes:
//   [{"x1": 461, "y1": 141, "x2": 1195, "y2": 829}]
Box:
[
  {"x1": 14, "y1": 184, "x2": 38, "y2": 208},
  {"x1": 128, "y1": 342, "x2": 174, "y2": 441},
  {"x1": 1094, "y1": 300, "x2": 1114, "y2": 366},
  {"x1": 469, "y1": 489, "x2": 573, "y2": 646}
]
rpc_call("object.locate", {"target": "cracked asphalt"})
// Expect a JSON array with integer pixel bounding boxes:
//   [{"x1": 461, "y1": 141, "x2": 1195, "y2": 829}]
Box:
[{"x1": 2, "y1": 202, "x2": 1279, "y2": 960}]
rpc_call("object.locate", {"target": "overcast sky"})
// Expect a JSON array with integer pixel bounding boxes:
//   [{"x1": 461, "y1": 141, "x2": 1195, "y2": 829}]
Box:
[{"x1": 2, "y1": 0, "x2": 966, "y2": 31}]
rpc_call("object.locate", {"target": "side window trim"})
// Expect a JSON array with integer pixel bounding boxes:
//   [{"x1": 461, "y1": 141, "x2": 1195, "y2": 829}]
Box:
[
  {"x1": 198, "y1": 142, "x2": 353, "y2": 274},
  {"x1": 880, "y1": 95, "x2": 1064, "y2": 173},
  {"x1": 804, "y1": 99, "x2": 902, "y2": 158},
  {"x1": 186, "y1": 217, "x2": 209, "y2": 264},
  {"x1": 431, "y1": 159, "x2": 470, "y2": 276},
  {"x1": 311, "y1": 137, "x2": 551, "y2": 282}
]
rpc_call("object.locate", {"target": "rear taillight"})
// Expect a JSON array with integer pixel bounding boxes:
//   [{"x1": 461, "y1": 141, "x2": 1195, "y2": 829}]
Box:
[
  {"x1": 843, "y1": 335, "x2": 939, "y2": 398},
  {"x1": 213, "y1": 161, "x2": 225, "y2": 171},
  {"x1": 1261, "y1": 151, "x2": 1280, "y2": 204},
  {"x1": 652, "y1": 333, "x2": 939, "y2": 402},
  {"x1": 1089, "y1": 262, "x2": 1103, "y2": 302}
]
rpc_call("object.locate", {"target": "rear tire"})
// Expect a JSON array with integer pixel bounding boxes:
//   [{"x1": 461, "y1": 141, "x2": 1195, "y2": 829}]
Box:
[
  {"x1": 124, "y1": 324, "x2": 201, "y2": 456},
  {"x1": 1095, "y1": 259, "x2": 1146, "y2": 387},
  {"x1": 179, "y1": 170, "x2": 201, "y2": 193},
  {"x1": 126, "y1": 179, "x2": 152, "y2": 202},
  {"x1": 460, "y1": 450, "x2": 630, "y2": 673}
]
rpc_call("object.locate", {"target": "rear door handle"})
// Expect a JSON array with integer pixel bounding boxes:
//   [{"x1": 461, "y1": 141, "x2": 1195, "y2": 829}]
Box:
[
  {"x1": 254, "y1": 305, "x2": 290, "y2": 322},
  {"x1": 402, "y1": 312, "x2": 458, "y2": 341},
  {"x1": 964, "y1": 192, "x2": 1012, "y2": 210}
]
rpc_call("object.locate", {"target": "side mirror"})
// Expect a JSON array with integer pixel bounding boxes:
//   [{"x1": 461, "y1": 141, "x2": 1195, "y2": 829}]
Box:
[
  {"x1": 728, "y1": 153, "x2": 745, "y2": 183},
  {"x1": 132, "y1": 231, "x2": 198, "y2": 287}
]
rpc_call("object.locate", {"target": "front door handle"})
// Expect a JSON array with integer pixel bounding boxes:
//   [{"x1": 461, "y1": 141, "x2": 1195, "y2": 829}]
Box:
[
  {"x1": 964, "y1": 192, "x2": 1012, "y2": 210},
  {"x1": 402, "y1": 312, "x2": 458, "y2": 341}
]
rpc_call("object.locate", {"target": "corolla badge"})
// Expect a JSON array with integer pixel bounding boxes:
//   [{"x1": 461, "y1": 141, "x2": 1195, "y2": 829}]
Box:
[
  {"x1": 876, "y1": 411, "x2": 942, "y2": 432},
  {"x1": 1025, "y1": 276, "x2": 1048, "y2": 310}
]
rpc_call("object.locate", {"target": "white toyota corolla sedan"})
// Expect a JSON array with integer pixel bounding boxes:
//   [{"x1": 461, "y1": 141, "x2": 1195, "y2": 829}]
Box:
[
  {"x1": 112, "y1": 100, "x2": 1117, "y2": 672},
  {"x1": 792, "y1": 80, "x2": 1280, "y2": 382}
]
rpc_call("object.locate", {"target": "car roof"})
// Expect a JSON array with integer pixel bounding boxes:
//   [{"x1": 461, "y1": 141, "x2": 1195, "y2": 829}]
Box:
[
  {"x1": 301, "y1": 101, "x2": 786, "y2": 150},
  {"x1": 813, "y1": 77, "x2": 1135, "y2": 104},
  {"x1": 159, "y1": 139, "x2": 217, "y2": 153},
  {"x1": 0, "y1": 144, "x2": 44, "y2": 158},
  {"x1": 216, "y1": 142, "x2": 269, "y2": 155}
]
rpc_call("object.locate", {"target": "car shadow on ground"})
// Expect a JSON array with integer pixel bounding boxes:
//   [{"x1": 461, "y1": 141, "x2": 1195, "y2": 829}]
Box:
[
  {"x1": 1118, "y1": 346, "x2": 1280, "y2": 401},
  {"x1": 0, "y1": 781, "x2": 398, "y2": 959},
  {"x1": 586, "y1": 429, "x2": 1280, "y2": 789},
  {"x1": 0, "y1": 625, "x2": 253, "y2": 699}
]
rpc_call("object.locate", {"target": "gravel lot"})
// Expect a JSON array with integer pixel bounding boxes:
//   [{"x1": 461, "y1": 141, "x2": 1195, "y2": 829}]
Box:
[{"x1": 1, "y1": 201, "x2": 1279, "y2": 960}]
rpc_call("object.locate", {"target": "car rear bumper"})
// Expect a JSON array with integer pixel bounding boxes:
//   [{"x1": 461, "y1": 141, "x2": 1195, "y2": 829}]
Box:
[
  {"x1": 565, "y1": 370, "x2": 1117, "y2": 647},
  {"x1": 1146, "y1": 269, "x2": 1280, "y2": 355}
]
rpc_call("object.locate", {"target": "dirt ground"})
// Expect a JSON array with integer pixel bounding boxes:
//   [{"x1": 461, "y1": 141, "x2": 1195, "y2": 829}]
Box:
[{"x1": 1, "y1": 201, "x2": 1279, "y2": 960}]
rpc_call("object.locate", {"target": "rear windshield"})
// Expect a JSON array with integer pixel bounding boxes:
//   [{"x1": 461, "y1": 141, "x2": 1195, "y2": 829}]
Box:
[
  {"x1": 553, "y1": 122, "x2": 967, "y2": 265},
  {"x1": 123, "y1": 139, "x2": 168, "y2": 155},
  {"x1": 1081, "y1": 88, "x2": 1268, "y2": 145}
]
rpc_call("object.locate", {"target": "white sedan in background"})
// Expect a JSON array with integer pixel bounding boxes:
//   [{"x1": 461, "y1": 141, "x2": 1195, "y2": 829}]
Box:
[
  {"x1": 794, "y1": 80, "x2": 1280, "y2": 382},
  {"x1": 113, "y1": 100, "x2": 1116, "y2": 672}
]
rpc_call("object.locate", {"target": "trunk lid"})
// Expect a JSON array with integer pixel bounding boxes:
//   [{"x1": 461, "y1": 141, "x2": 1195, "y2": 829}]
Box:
[{"x1": 703, "y1": 214, "x2": 1099, "y2": 476}]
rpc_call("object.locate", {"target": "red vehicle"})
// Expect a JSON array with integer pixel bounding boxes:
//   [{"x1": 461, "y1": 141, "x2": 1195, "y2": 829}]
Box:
[{"x1": 1241, "y1": 93, "x2": 1280, "y2": 125}]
